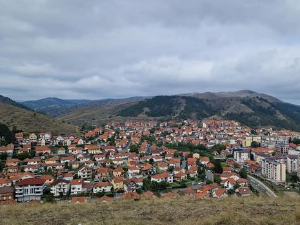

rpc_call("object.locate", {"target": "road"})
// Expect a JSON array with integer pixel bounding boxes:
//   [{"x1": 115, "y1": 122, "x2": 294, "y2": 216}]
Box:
[{"x1": 248, "y1": 175, "x2": 278, "y2": 197}]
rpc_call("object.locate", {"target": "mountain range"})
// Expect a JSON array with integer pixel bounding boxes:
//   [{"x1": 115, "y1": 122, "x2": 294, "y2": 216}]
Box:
[
  {"x1": 1, "y1": 90, "x2": 300, "y2": 132},
  {"x1": 0, "y1": 95, "x2": 78, "y2": 134}
]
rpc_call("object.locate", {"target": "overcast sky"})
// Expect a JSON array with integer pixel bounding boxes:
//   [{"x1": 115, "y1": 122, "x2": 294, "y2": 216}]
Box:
[{"x1": 1, "y1": 0, "x2": 300, "y2": 103}]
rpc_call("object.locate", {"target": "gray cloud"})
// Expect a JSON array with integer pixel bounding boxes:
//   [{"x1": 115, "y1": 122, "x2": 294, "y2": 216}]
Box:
[{"x1": 0, "y1": 0, "x2": 300, "y2": 104}]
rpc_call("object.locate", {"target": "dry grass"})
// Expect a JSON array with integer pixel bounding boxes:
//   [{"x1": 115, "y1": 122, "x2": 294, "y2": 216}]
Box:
[
  {"x1": 1, "y1": 197, "x2": 300, "y2": 225},
  {"x1": 0, "y1": 103, "x2": 78, "y2": 134}
]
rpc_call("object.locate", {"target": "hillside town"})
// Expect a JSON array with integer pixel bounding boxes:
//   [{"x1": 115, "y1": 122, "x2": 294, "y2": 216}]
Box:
[{"x1": 0, "y1": 119, "x2": 300, "y2": 205}]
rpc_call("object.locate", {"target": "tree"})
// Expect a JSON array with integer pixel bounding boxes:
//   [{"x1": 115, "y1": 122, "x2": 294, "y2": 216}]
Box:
[
  {"x1": 251, "y1": 141, "x2": 259, "y2": 148},
  {"x1": 239, "y1": 168, "x2": 247, "y2": 179},
  {"x1": 211, "y1": 144, "x2": 226, "y2": 154},
  {"x1": 129, "y1": 145, "x2": 139, "y2": 153},
  {"x1": 0, "y1": 161, "x2": 4, "y2": 172},
  {"x1": 206, "y1": 179, "x2": 213, "y2": 184},
  {"x1": 0, "y1": 123, "x2": 15, "y2": 145},
  {"x1": 0, "y1": 153, "x2": 8, "y2": 160},
  {"x1": 213, "y1": 159, "x2": 223, "y2": 174}
]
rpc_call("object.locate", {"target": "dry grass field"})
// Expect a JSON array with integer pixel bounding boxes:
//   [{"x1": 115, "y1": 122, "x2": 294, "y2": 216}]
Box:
[{"x1": 2, "y1": 197, "x2": 300, "y2": 225}]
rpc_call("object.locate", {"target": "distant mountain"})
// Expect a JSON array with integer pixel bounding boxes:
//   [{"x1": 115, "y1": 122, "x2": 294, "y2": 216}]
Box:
[
  {"x1": 57, "y1": 90, "x2": 300, "y2": 131},
  {"x1": 58, "y1": 97, "x2": 147, "y2": 126},
  {"x1": 0, "y1": 95, "x2": 31, "y2": 110},
  {"x1": 0, "y1": 95, "x2": 78, "y2": 134},
  {"x1": 21, "y1": 97, "x2": 92, "y2": 117},
  {"x1": 118, "y1": 91, "x2": 300, "y2": 131}
]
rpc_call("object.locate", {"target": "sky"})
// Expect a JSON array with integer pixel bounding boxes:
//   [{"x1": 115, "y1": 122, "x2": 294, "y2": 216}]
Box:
[{"x1": 1, "y1": 0, "x2": 300, "y2": 104}]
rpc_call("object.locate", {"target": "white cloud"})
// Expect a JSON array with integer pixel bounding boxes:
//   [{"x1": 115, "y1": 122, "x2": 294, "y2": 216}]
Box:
[{"x1": 0, "y1": 0, "x2": 300, "y2": 104}]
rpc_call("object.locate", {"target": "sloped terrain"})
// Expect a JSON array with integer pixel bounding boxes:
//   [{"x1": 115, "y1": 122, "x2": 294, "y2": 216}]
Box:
[
  {"x1": 1, "y1": 197, "x2": 300, "y2": 225},
  {"x1": 0, "y1": 96, "x2": 78, "y2": 135}
]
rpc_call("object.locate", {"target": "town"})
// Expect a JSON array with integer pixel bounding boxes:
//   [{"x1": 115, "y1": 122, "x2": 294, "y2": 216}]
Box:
[{"x1": 0, "y1": 119, "x2": 300, "y2": 205}]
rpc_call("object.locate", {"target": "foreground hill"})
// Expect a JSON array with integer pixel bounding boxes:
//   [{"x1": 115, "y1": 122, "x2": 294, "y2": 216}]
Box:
[
  {"x1": 58, "y1": 90, "x2": 300, "y2": 131},
  {"x1": 0, "y1": 95, "x2": 78, "y2": 135},
  {"x1": 1, "y1": 197, "x2": 300, "y2": 225},
  {"x1": 21, "y1": 97, "x2": 91, "y2": 117}
]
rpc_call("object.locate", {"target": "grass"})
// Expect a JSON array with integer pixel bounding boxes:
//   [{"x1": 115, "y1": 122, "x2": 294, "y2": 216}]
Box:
[
  {"x1": 0, "y1": 103, "x2": 78, "y2": 135},
  {"x1": 2, "y1": 197, "x2": 300, "y2": 225}
]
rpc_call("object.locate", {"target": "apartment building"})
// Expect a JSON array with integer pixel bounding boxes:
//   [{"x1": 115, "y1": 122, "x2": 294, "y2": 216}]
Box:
[
  {"x1": 261, "y1": 158, "x2": 286, "y2": 183},
  {"x1": 15, "y1": 178, "x2": 45, "y2": 202},
  {"x1": 287, "y1": 155, "x2": 298, "y2": 173}
]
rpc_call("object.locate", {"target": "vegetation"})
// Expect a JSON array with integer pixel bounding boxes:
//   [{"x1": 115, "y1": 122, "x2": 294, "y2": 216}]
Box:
[
  {"x1": 1, "y1": 197, "x2": 300, "y2": 224},
  {"x1": 239, "y1": 168, "x2": 247, "y2": 179},
  {"x1": 0, "y1": 102, "x2": 78, "y2": 135},
  {"x1": 0, "y1": 123, "x2": 15, "y2": 145}
]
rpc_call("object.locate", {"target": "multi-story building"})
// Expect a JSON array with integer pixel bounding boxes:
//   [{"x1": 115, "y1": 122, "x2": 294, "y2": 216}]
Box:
[
  {"x1": 287, "y1": 155, "x2": 298, "y2": 173},
  {"x1": 233, "y1": 149, "x2": 250, "y2": 163},
  {"x1": 70, "y1": 179, "x2": 83, "y2": 195},
  {"x1": 261, "y1": 158, "x2": 286, "y2": 183},
  {"x1": 50, "y1": 179, "x2": 70, "y2": 197},
  {"x1": 15, "y1": 178, "x2": 45, "y2": 202},
  {"x1": 78, "y1": 166, "x2": 92, "y2": 180}
]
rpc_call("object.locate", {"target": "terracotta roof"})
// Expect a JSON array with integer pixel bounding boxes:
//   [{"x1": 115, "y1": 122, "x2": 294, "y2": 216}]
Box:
[{"x1": 16, "y1": 178, "x2": 45, "y2": 186}]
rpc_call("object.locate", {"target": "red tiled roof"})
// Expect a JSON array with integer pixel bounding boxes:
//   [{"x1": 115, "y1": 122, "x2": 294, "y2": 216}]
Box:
[{"x1": 16, "y1": 178, "x2": 45, "y2": 186}]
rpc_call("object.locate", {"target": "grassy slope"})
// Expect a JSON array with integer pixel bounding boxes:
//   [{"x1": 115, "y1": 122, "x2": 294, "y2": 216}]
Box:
[
  {"x1": 0, "y1": 103, "x2": 78, "y2": 135},
  {"x1": 58, "y1": 98, "x2": 146, "y2": 127},
  {"x1": 2, "y1": 197, "x2": 300, "y2": 225}
]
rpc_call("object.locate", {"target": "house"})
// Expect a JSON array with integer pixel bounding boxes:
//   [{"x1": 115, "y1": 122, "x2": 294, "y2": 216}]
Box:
[
  {"x1": 175, "y1": 172, "x2": 188, "y2": 182},
  {"x1": 50, "y1": 179, "x2": 70, "y2": 197},
  {"x1": 0, "y1": 178, "x2": 12, "y2": 187},
  {"x1": 200, "y1": 157, "x2": 210, "y2": 165},
  {"x1": 78, "y1": 166, "x2": 92, "y2": 180},
  {"x1": 71, "y1": 196, "x2": 87, "y2": 204},
  {"x1": 57, "y1": 147, "x2": 66, "y2": 155},
  {"x1": 188, "y1": 166, "x2": 198, "y2": 178},
  {"x1": 70, "y1": 179, "x2": 83, "y2": 195},
  {"x1": 0, "y1": 146, "x2": 14, "y2": 155},
  {"x1": 97, "y1": 195, "x2": 112, "y2": 203},
  {"x1": 69, "y1": 161, "x2": 80, "y2": 169},
  {"x1": 86, "y1": 145, "x2": 101, "y2": 154},
  {"x1": 35, "y1": 146, "x2": 51, "y2": 155},
  {"x1": 29, "y1": 133, "x2": 38, "y2": 143},
  {"x1": 223, "y1": 178, "x2": 236, "y2": 190},
  {"x1": 95, "y1": 168, "x2": 110, "y2": 181},
  {"x1": 6, "y1": 159, "x2": 19, "y2": 167},
  {"x1": 15, "y1": 178, "x2": 45, "y2": 202},
  {"x1": 212, "y1": 188, "x2": 228, "y2": 198},
  {"x1": 194, "y1": 192, "x2": 209, "y2": 200},
  {"x1": 141, "y1": 191, "x2": 156, "y2": 199},
  {"x1": 168, "y1": 158, "x2": 181, "y2": 167},
  {"x1": 151, "y1": 172, "x2": 173, "y2": 183},
  {"x1": 93, "y1": 182, "x2": 113, "y2": 194},
  {"x1": 121, "y1": 192, "x2": 140, "y2": 201},
  {"x1": 112, "y1": 177, "x2": 124, "y2": 191},
  {"x1": 128, "y1": 166, "x2": 140, "y2": 178},
  {"x1": 0, "y1": 186, "x2": 15, "y2": 205},
  {"x1": 235, "y1": 187, "x2": 251, "y2": 197},
  {"x1": 113, "y1": 167, "x2": 124, "y2": 177},
  {"x1": 39, "y1": 175, "x2": 55, "y2": 186}
]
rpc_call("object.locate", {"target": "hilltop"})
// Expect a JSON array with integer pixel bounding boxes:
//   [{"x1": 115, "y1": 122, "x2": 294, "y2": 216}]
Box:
[
  {"x1": 0, "y1": 95, "x2": 78, "y2": 135},
  {"x1": 53, "y1": 90, "x2": 300, "y2": 131},
  {"x1": 21, "y1": 97, "x2": 91, "y2": 117},
  {"x1": 1, "y1": 197, "x2": 300, "y2": 225}
]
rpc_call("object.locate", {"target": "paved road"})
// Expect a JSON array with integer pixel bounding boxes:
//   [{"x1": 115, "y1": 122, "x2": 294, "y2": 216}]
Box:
[{"x1": 248, "y1": 175, "x2": 278, "y2": 198}]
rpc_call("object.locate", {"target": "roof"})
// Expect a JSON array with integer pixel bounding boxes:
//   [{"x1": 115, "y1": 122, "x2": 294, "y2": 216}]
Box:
[
  {"x1": 121, "y1": 192, "x2": 140, "y2": 200},
  {"x1": 0, "y1": 186, "x2": 14, "y2": 194},
  {"x1": 16, "y1": 178, "x2": 45, "y2": 186},
  {"x1": 51, "y1": 179, "x2": 70, "y2": 186}
]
